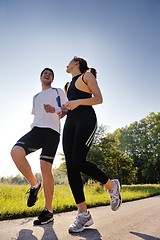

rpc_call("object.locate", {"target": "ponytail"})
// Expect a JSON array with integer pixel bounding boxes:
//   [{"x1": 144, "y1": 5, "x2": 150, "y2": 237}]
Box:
[
  {"x1": 72, "y1": 56, "x2": 97, "y2": 78},
  {"x1": 89, "y1": 68, "x2": 97, "y2": 78}
]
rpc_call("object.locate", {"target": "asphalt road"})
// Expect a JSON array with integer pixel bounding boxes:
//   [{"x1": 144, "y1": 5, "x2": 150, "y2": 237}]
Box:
[{"x1": 0, "y1": 196, "x2": 160, "y2": 240}]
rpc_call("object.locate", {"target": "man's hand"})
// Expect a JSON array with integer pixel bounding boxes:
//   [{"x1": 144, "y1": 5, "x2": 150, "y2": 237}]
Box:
[
  {"x1": 44, "y1": 104, "x2": 55, "y2": 113},
  {"x1": 57, "y1": 104, "x2": 68, "y2": 119}
]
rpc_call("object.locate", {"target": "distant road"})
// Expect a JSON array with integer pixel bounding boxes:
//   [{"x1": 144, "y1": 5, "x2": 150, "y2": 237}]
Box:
[{"x1": 0, "y1": 196, "x2": 160, "y2": 239}]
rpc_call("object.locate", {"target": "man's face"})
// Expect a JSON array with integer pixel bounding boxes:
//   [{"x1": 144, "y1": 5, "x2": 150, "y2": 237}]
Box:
[{"x1": 40, "y1": 70, "x2": 53, "y2": 86}]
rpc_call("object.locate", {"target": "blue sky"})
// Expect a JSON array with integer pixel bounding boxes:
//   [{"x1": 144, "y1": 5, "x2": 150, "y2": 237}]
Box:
[{"x1": 0, "y1": 0, "x2": 160, "y2": 177}]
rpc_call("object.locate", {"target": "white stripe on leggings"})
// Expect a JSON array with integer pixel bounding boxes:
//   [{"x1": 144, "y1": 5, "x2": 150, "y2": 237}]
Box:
[{"x1": 85, "y1": 122, "x2": 97, "y2": 147}]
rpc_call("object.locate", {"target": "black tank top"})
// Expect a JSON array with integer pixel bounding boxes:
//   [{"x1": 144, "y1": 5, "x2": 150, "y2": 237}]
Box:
[{"x1": 67, "y1": 74, "x2": 92, "y2": 101}]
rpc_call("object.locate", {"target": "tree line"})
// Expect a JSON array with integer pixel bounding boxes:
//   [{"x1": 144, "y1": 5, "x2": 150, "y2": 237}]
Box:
[
  {"x1": 1, "y1": 112, "x2": 159, "y2": 185},
  {"x1": 87, "y1": 112, "x2": 160, "y2": 184}
]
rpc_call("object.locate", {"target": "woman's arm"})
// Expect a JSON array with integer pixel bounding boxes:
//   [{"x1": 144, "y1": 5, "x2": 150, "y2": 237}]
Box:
[{"x1": 65, "y1": 72, "x2": 103, "y2": 110}]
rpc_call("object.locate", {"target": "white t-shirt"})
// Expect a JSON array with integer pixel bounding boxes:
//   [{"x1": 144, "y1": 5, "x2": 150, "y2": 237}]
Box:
[{"x1": 31, "y1": 87, "x2": 68, "y2": 133}]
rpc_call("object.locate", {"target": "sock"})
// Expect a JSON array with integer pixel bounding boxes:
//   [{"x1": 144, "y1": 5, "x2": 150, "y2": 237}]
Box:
[
  {"x1": 43, "y1": 208, "x2": 53, "y2": 213},
  {"x1": 31, "y1": 183, "x2": 39, "y2": 189},
  {"x1": 79, "y1": 210, "x2": 89, "y2": 216}
]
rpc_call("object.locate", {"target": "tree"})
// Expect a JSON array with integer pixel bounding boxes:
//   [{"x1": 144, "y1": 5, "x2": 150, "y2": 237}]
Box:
[
  {"x1": 114, "y1": 112, "x2": 160, "y2": 183},
  {"x1": 87, "y1": 130, "x2": 137, "y2": 184},
  {"x1": 53, "y1": 162, "x2": 68, "y2": 185}
]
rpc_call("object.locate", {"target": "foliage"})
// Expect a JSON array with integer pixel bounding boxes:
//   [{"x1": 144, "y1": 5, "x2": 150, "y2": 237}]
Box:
[
  {"x1": 87, "y1": 127, "x2": 137, "y2": 184},
  {"x1": 0, "y1": 167, "x2": 68, "y2": 186},
  {"x1": 0, "y1": 175, "x2": 28, "y2": 185},
  {"x1": 113, "y1": 112, "x2": 160, "y2": 183},
  {"x1": 53, "y1": 163, "x2": 68, "y2": 185}
]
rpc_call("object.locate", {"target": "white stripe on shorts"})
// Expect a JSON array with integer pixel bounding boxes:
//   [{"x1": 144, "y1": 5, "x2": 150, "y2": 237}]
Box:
[{"x1": 40, "y1": 155, "x2": 54, "y2": 160}]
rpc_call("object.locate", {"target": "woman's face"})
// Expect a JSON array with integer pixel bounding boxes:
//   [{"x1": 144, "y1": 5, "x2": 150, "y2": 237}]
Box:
[{"x1": 66, "y1": 60, "x2": 78, "y2": 73}]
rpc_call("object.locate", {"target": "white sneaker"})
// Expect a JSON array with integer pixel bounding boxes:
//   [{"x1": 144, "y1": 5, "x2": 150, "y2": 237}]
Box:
[
  {"x1": 108, "y1": 179, "x2": 122, "y2": 211},
  {"x1": 69, "y1": 211, "x2": 94, "y2": 233}
]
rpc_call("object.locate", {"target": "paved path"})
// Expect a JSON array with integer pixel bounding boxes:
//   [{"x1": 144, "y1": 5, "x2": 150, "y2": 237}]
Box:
[{"x1": 0, "y1": 196, "x2": 160, "y2": 240}]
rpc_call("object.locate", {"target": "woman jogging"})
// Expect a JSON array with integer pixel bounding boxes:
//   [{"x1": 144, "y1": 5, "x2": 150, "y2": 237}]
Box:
[{"x1": 62, "y1": 56, "x2": 122, "y2": 233}]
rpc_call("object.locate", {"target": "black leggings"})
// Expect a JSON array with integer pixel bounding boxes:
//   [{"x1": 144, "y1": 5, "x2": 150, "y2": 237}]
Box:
[{"x1": 62, "y1": 106, "x2": 109, "y2": 204}]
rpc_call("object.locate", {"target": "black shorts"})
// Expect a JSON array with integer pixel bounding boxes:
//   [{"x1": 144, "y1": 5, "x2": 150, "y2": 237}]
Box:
[{"x1": 14, "y1": 127, "x2": 60, "y2": 164}]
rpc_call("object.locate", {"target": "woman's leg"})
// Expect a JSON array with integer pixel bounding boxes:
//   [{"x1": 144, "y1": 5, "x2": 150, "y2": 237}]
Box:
[
  {"x1": 63, "y1": 118, "x2": 86, "y2": 205},
  {"x1": 63, "y1": 111, "x2": 109, "y2": 206},
  {"x1": 70, "y1": 113, "x2": 109, "y2": 186}
]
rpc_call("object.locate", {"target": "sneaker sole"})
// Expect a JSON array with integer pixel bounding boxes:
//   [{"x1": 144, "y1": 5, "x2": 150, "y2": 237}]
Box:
[
  {"x1": 33, "y1": 216, "x2": 54, "y2": 226},
  {"x1": 68, "y1": 218, "x2": 94, "y2": 233},
  {"x1": 84, "y1": 218, "x2": 94, "y2": 227}
]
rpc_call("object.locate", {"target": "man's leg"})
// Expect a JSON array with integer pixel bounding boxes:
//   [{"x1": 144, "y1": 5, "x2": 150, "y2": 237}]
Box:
[
  {"x1": 11, "y1": 146, "x2": 38, "y2": 186},
  {"x1": 33, "y1": 160, "x2": 54, "y2": 225},
  {"x1": 33, "y1": 129, "x2": 59, "y2": 225},
  {"x1": 40, "y1": 160, "x2": 54, "y2": 211}
]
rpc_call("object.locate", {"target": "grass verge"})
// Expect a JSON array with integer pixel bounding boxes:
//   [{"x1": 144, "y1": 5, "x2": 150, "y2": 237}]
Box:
[{"x1": 0, "y1": 183, "x2": 160, "y2": 220}]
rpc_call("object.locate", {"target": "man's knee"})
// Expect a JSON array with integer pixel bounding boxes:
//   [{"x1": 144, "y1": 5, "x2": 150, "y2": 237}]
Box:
[
  {"x1": 10, "y1": 145, "x2": 25, "y2": 160},
  {"x1": 40, "y1": 160, "x2": 52, "y2": 174}
]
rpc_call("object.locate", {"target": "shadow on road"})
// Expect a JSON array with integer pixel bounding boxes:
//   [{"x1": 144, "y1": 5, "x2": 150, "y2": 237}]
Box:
[
  {"x1": 16, "y1": 222, "x2": 58, "y2": 240},
  {"x1": 69, "y1": 228, "x2": 102, "y2": 240},
  {"x1": 16, "y1": 229, "x2": 37, "y2": 240},
  {"x1": 16, "y1": 225, "x2": 101, "y2": 240},
  {"x1": 130, "y1": 231, "x2": 160, "y2": 240}
]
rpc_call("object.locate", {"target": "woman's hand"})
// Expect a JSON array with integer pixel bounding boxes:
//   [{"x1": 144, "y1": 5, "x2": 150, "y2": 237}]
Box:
[{"x1": 65, "y1": 100, "x2": 80, "y2": 110}]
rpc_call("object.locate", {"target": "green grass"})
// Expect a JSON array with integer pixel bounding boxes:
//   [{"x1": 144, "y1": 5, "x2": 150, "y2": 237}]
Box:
[{"x1": 0, "y1": 183, "x2": 160, "y2": 220}]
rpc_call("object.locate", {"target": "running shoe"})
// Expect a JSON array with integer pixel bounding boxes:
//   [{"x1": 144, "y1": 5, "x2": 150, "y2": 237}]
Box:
[
  {"x1": 33, "y1": 208, "x2": 54, "y2": 225},
  {"x1": 108, "y1": 179, "x2": 122, "y2": 211},
  {"x1": 69, "y1": 211, "x2": 93, "y2": 233},
  {"x1": 26, "y1": 182, "x2": 42, "y2": 207}
]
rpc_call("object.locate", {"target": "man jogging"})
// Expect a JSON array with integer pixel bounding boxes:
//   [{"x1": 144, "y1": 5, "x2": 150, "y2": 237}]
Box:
[{"x1": 11, "y1": 68, "x2": 67, "y2": 225}]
